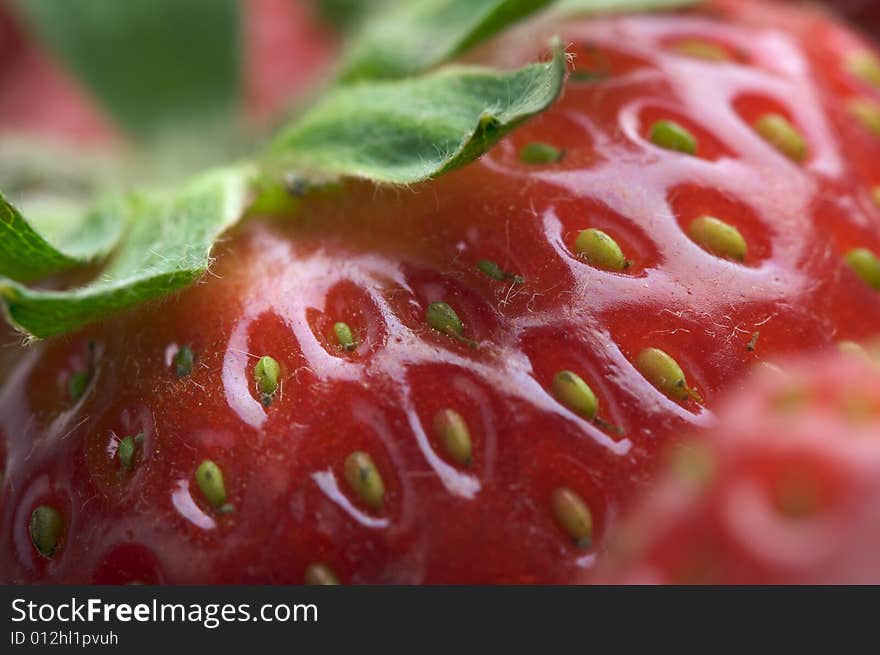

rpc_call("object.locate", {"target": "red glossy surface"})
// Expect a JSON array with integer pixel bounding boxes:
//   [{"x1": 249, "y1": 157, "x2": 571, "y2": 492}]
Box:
[{"x1": 3, "y1": 0, "x2": 880, "y2": 583}]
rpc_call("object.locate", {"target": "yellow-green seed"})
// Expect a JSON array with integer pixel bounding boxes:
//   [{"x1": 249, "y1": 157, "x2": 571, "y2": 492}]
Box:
[
  {"x1": 118, "y1": 433, "x2": 142, "y2": 471},
  {"x1": 649, "y1": 120, "x2": 697, "y2": 155},
  {"x1": 30, "y1": 505, "x2": 63, "y2": 558},
  {"x1": 426, "y1": 302, "x2": 463, "y2": 336},
  {"x1": 848, "y1": 52, "x2": 880, "y2": 88},
  {"x1": 636, "y1": 347, "x2": 702, "y2": 403},
  {"x1": 69, "y1": 341, "x2": 96, "y2": 398},
  {"x1": 305, "y1": 563, "x2": 340, "y2": 585},
  {"x1": 671, "y1": 39, "x2": 730, "y2": 62},
  {"x1": 334, "y1": 322, "x2": 358, "y2": 351},
  {"x1": 687, "y1": 215, "x2": 747, "y2": 262},
  {"x1": 552, "y1": 370, "x2": 598, "y2": 420},
  {"x1": 68, "y1": 371, "x2": 88, "y2": 401},
  {"x1": 873, "y1": 187, "x2": 880, "y2": 207},
  {"x1": 477, "y1": 259, "x2": 524, "y2": 284},
  {"x1": 195, "y1": 460, "x2": 227, "y2": 509},
  {"x1": 254, "y1": 355, "x2": 281, "y2": 405},
  {"x1": 477, "y1": 259, "x2": 506, "y2": 280},
  {"x1": 344, "y1": 451, "x2": 385, "y2": 510},
  {"x1": 520, "y1": 142, "x2": 564, "y2": 165},
  {"x1": 426, "y1": 302, "x2": 476, "y2": 348},
  {"x1": 848, "y1": 98, "x2": 880, "y2": 137},
  {"x1": 574, "y1": 228, "x2": 629, "y2": 271},
  {"x1": 551, "y1": 487, "x2": 594, "y2": 548},
  {"x1": 433, "y1": 409, "x2": 473, "y2": 466},
  {"x1": 845, "y1": 248, "x2": 880, "y2": 290},
  {"x1": 173, "y1": 345, "x2": 194, "y2": 378},
  {"x1": 753, "y1": 113, "x2": 807, "y2": 162}
]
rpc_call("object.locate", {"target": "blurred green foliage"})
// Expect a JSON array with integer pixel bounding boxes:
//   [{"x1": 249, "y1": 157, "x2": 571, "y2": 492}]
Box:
[
  {"x1": 13, "y1": 0, "x2": 240, "y2": 139},
  {"x1": 314, "y1": 0, "x2": 392, "y2": 31}
]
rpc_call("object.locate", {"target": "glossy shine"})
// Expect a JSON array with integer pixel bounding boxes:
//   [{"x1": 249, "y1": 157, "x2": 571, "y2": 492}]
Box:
[{"x1": 4, "y1": 0, "x2": 880, "y2": 583}]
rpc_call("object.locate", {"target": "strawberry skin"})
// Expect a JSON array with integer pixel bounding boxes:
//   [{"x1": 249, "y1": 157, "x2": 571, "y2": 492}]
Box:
[
  {"x1": 592, "y1": 350, "x2": 880, "y2": 584},
  {"x1": 5, "y1": 0, "x2": 880, "y2": 583}
]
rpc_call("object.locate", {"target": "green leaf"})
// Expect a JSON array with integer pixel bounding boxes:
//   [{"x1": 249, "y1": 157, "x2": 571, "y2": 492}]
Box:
[
  {"x1": 12, "y1": 0, "x2": 240, "y2": 138},
  {"x1": 0, "y1": 0, "x2": 705, "y2": 339},
  {"x1": 555, "y1": 0, "x2": 702, "y2": 15},
  {"x1": 0, "y1": 192, "x2": 123, "y2": 284},
  {"x1": 0, "y1": 44, "x2": 564, "y2": 339},
  {"x1": 268, "y1": 41, "x2": 565, "y2": 184},
  {"x1": 315, "y1": 0, "x2": 393, "y2": 32},
  {"x1": 1, "y1": 164, "x2": 253, "y2": 338},
  {"x1": 340, "y1": 0, "x2": 556, "y2": 81}
]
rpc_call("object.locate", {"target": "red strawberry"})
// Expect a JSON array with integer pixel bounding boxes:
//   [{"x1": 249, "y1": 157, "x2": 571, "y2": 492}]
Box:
[
  {"x1": 591, "y1": 348, "x2": 880, "y2": 584},
  {"x1": 5, "y1": 0, "x2": 880, "y2": 583}
]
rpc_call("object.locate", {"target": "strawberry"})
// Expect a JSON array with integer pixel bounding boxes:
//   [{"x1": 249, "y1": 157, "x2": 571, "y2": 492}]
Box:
[
  {"x1": 5, "y1": 0, "x2": 880, "y2": 583},
  {"x1": 592, "y1": 348, "x2": 880, "y2": 584}
]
